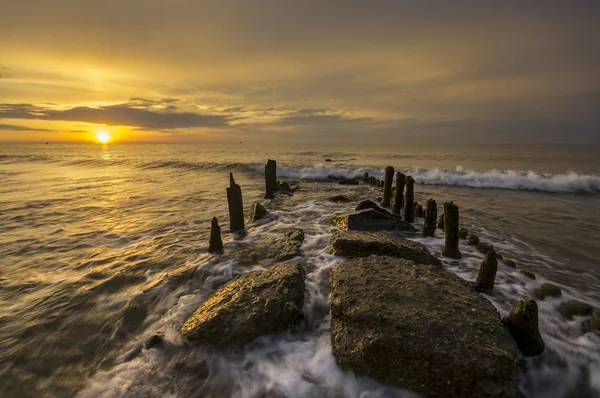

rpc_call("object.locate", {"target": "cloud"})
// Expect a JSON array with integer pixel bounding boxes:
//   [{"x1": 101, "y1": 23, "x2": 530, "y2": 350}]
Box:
[
  {"x1": 0, "y1": 123, "x2": 54, "y2": 132},
  {"x1": 0, "y1": 65, "x2": 11, "y2": 79},
  {"x1": 273, "y1": 108, "x2": 372, "y2": 126},
  {"x1": 0, "y1": 100, "x2": 230, "y2": 130}
]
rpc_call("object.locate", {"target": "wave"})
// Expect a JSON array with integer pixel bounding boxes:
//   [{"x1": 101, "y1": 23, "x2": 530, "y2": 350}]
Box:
[{"x1": 408, "y1": 166, "x2": 600, "y2": 193}]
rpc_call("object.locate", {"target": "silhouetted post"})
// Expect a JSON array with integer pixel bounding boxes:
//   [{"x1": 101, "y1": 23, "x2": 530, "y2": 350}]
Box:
[
  {"x1": 208, "y1": 217, "x2": 224, "y2": 254},
  {"x1": 364, "y1": 172, "x2": 369, "y2": 182},
  {"x1": 392, "y1": 172, "x2": 405, "y2": 215},
  {"x1": 476, "y1": 251, "x2": 498, "y2": 290},
  {"x1": 403, "y1": 176, "x2": 415, "y2": 223},
  {"x1": 226, "y1": 173, "x2": 245, "y2": 235},
  {"x1": 422, "y1": 199, "x2": 437, "y2": 237},
  {"x1": 442, "y1": 201, "x2": 461, "y2": 258},
  {"x1": 415, "y1": 203, "x2": 423, "y2": 218},
  {"x1": 381, "y1": 166, "x2": 394, "y2": 207},
  {"x1": 264, "y1": 159, "x2": 276, "y2": 199},
  {"x1": 438, "y1": 214, "x2": 445, "y2": 229}
]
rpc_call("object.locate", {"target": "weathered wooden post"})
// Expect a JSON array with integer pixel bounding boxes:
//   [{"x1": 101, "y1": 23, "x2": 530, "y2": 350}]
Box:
[
  {"x1": 364, "y1": 172, "x2": 369, "y2": 182},
  {"x1": 476, "y1": 251, "x2": 498, "y2": 290},
  {"x1": 415, "y1": 204, "x2": 423, "y2": 218},
  {"x1": 264, "y1": 159, "x2": 276, "y2": 199},
  {"x1": 422, "y1": 199, "x2": 437, "y2": 237},
  {"x1": 226, "y1": 173, "x2": 245, "y2": 235},
  {"x1": 208, "y1": 217, "x2": 224, "y2": 254},
  {"x1": 392, "y1": 172, "x2": 405, "y2": 215},
  {"x1": 505, "y1": 300, "x2": 545, "y2": 356},
  {"x1": 381, "y1": 166, "x2": 394, "y2": 207},
  {"x1": 442, "y1": 201, "x2": 461, "y2": 258},
  {"x1": 403, "y1": 176, "x2": 415, "y2": 223}
]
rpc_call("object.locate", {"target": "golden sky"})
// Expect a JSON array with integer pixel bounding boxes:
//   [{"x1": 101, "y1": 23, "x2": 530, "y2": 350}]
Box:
[{"x1": 1, "y1": 1, "x2": 599, "y2": 143}]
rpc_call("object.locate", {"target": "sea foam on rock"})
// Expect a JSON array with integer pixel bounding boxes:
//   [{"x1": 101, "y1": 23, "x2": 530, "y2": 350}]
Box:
[
  {"x1": 331, "y1": 208, "x2": 417, "y2": 233},
  {"x1": 180, "y1": 263, "x2": 305, "y2": 346},
  {"x1": 327, "y1": 230, "x2": 440, "y2": 265},
  {"x1": 330, "y1": 256, "x2": 523, "y2": 397}
]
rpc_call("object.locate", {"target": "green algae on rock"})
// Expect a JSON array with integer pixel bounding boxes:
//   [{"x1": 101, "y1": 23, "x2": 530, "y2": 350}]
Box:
[
  {"x1": 505, "y1": 300, "x2": 545, "y2": 356},
  {"x1": 180, "y1": 264, "x2": 305, "y2": 346},
  {"x1": 331, "y1": 256, "x2": 523, "y2": 398},
  {"x1": 535, "y1": 283, "x2": 562, "y2": 300}
]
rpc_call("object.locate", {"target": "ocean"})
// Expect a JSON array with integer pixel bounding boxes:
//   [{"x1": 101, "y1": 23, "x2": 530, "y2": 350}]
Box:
[{"x1": 1, "y1": 142, "x2": 599, "y2": 397}]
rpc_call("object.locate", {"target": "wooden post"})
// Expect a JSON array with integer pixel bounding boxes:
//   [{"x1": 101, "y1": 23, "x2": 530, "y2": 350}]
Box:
[
  {"x1": 381, "y1": 166, "x2": 394, "y2": 207},
  {"x1": 403, "y1": 176, "x2": 415, "y2": 223},
  {"x1": 208, "y1": 217, "x2": 224, "y2": 254},
  {"x1": 264, "y1": 159, "x2": 276, "y2": 199},
  {"x1": 226, "y1": 173, "x2": 245, "y2": 235},
  {"x1": 422, "y1": 199, "x2": 437, "y2": 237},
  {"x1": 442, "y1": 201, "x2": 461, "y2": 258},
  {"x1": 364, "y1": 172, "x2": 369, "y2": 182},
  {"x1": 476, "y1": 251, "x2": 498, "y2": 290},
  {"x1": 415, "y1": 204, "x2": 423, "y2": 218},
  {"x1": 392, "y1": 172, "x2": 405, "y2": 215}
]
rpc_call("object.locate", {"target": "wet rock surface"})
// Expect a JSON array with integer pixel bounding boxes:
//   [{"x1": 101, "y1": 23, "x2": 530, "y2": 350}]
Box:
[
  {"x1": 338, "y1": 179, "x2": 359, "y2": 185},
  {"x1": 468, "y1": 233, "x2": 480, "y2": 246},
  {"x1": 180, "y1": 264, "x2": 305, "y2": 346},
  {"x1": 267, "y1": 228, "x2": 305, "y2": 262},
  {"x1": 331, "y1": 208, "x2": 417, "y2": 233},
  {"x1": 476, "y1": 241, "x2": 495, "y2": 255},
  {"x1": 520, "y1": 270, "x2": 536, "y2": 279},
  {"x1": 505, "y1": 300, "x2": 545, "y2": 356},
  {"x1": 535, "y1": 283, "x2": 562, "y2": 300},
  {"x1": 355, "y1": 199, "x2": 387, "y2": 213},
  {"x1": 328, "y1": 195, "x2": 352, "y2": 203},
  {"x1": 250, "y1": 201, "x2": 268, "y2": 221},
  {"x1": 565, "y1": 299, "x2": 594, "y2": 318},
  {"x1": 327, "y1": 230, "x2": 440, "y2": 265},
  {"x1": 331, "y1": 256, "x2": 523, "y2": 398}
]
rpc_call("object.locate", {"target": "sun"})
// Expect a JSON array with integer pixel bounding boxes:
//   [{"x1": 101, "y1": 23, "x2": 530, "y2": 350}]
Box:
[{"x1": 96, "y1": 131, "x2": 111, "y2": 143}]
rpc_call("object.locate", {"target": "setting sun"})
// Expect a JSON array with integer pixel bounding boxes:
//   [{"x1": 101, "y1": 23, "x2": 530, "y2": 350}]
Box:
[{"x1": 96, "y1": 131, "x2": 111, "y2": 143}]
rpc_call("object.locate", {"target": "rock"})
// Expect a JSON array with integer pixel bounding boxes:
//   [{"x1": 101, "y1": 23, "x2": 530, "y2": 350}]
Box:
[
  {"x1": 591, "y1": 311, "x2": 600, "y2": 332},
  {"x1": 459, "y1": 227, "x2": 468, "y2": 239},
  {"x1": 355, "y1": 199, "x2": 387, "y2": 214},
  {"x1": 208, "y1": 217, "x2": 224, "y2": 254},
  {"x1": 504, "y1": 259, "x2": 517, "y2": 268},
  {"x1": 328, "y1": 195, "x2": 352, "y2": 203},
  {"x1": 331, "y1": 256, "x2": 523, "y2": 397},
  {"x1": 327, "y1": 230, "x2": 440, "y2": 265},
  {"x1": 535, "y1": 283, "x2": 562, "y2": 300},
  {"x1": 519, "y1": 270, "x2": 536, "y2": 279},
  {"x1": 381, "y1": 166, "x2": 394, "y2": 207},
  {"x1": 144, "y1": 333, "x2": 164, "y2": 349},
  {"x1": 338, "y1": 179, "x2": 359, "y2": 185},
  {"x1": 278, "y1": 181, "x2": 292, "y2": 193},
  {"x1": 442, "y1": 202, "x2": 461, "y2": 259},
  {"x1": 505, "y1": 300, "x2": 545, "y2": 356},
  {"x1": 476, "y1": 241, "x2": 495, "y2": 255},
  {"x1": 180, "y1": 264, "x2": 305, "y2": 345},
  {"x1": 422, "y1": 199, "x2": 437, "y2": 238},
  {"x1": 268, "y1": 228, "x2": 305, "y2": 261},
  {"x1": 250, "y1": 201, "x2": 268, "y2": 221},
  {"x1": 325, "y1": 158, "x2": 332, "y2": 162},
  {"x1": 496, "y1": 253, "x2": 504, "y2": 260},
  {"x1": 437, "y1": 213, "x2": 445, "y2": 229},
  {"x1": 476, "y1": 251, "x2": 498, "y2": 291},
  {"x1": 468, "y1": 234, "x2": 480, "y2": 246},
  {"x1": 565, "y1": 299, "x2": 594, "y2": 317},
  {"x1": 332, "y1": 209, "x2": 417, "y2": 233}
]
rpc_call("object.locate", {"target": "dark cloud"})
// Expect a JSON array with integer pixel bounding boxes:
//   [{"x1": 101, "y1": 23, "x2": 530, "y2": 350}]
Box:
[
  {"x1": 0, "y1": 123, "x2": 54, "y2": 132},
  {"x1": 273, "y1": 109, "x2": 372, "y2": 126},
  {"x1": 0, "y1": 100, "x2": 230, "y2": 130}
]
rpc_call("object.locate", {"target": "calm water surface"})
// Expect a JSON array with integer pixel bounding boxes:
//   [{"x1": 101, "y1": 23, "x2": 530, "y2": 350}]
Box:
[{"x1": 1, "y1": 143, "x2": 599, "y2": 397}]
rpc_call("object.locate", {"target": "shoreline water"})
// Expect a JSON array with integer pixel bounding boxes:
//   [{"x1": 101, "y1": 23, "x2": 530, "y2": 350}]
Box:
[{"x1": 1, "y1": 144, "x2": 599, "y2": 397}]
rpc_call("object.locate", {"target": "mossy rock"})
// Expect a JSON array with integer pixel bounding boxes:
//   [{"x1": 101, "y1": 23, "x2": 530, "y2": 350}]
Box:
[
  {"x1": 565, "y1": 299, "x2": 594, "y2": 317},
  {"x1": 505, "y1": 300, "x2": 545, "y2": 356},
  {"x1": 519, "y1": 270, "x2": 536, "y2": 280},
  {"x1": 180, "y1": 264, "x2": 305, "y2": 346},
  {"x1": 535, "y1": 283, "x2": 562, "y2": 300}
]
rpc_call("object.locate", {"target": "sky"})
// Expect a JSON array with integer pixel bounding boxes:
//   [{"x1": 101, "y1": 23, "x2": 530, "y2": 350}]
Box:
[{"x1": 0, "y1": 1, "x2": 599, "y2": 144}]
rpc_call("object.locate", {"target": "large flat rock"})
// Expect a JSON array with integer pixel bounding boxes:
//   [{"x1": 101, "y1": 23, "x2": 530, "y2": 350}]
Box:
[
  {"x1": 331, "y1": 256, "x2": 523, "y2": 398},
  {"x1": 328, "y1": 230, "x2": 440, "y2": 266},
  {"x1": 180, "y1": 264, "x2": 305, "y2": 346},
  {"x1": 331, "y1": 208, "x2": 417, "y2": 233}
]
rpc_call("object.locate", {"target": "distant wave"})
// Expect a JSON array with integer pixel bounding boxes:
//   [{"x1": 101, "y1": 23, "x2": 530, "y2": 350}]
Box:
[{"x1": 408, "y1": 166, "x2": 600, "y2": 193}]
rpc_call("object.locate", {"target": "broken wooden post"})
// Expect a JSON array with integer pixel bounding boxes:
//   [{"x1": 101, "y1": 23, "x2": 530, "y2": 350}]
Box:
[
  {"x1": 364, "y1": 172, "x2": 369, "y2": 182},
  {"x1": 208, "y1": 217, "x2": 224, "y2": 254},
  {"x1": 392, "y1": 172, "x2": 405, "y2": 215},
  {"x1": 422, "y1": 199, "x2": 437, "y2": 237},
  {"x1": 403, "y1": 176, "x2": 415, "y2": 223},
  {"x1": 226, "y1": 173, "x2": 245, "y2": 235},
  {"x1": 264, "y1": 159, "x2": 276, "y2": 199},
  {"x1": 476, "y1": 251, "x2": 498, "y2": 290},
  {"x1": 505, "y1": 300, "x2": 545, "y2": 356},
  {"x1": 381, "y1": 166, "x2": 394, "y2": 207},
  {"x1": 442, "y1": 201, "x2": 461, "y2": 258},
  {"x1": 415, "y1": 204, "x2": 423, "y2": 218}
]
